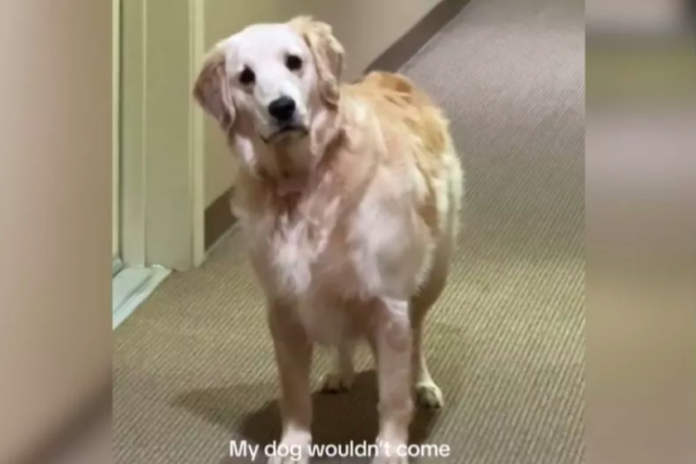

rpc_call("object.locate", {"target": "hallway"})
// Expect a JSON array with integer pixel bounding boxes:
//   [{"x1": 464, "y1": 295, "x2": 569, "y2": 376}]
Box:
[{"x1": 114, "y1": 0, "x2": 584, "y2": 462}]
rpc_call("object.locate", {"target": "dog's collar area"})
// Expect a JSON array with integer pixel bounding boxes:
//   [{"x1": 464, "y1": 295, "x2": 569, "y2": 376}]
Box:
[
  {"x1": 257, "y1": 168, "x2": 308, "y2": 197},
  {"x1": 275, "y1": 175, "x2": 307, "y2": 197}
]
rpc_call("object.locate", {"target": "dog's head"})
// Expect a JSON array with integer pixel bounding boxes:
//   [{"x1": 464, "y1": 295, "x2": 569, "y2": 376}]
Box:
[{"x1": 193, "y1": 17, "x2": 344, "y2": 152}]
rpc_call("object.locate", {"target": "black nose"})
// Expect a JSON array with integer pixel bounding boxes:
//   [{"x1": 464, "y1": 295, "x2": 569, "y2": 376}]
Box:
[{"x1": 268, "y1": 96, "x2": 296, "y2": 122}]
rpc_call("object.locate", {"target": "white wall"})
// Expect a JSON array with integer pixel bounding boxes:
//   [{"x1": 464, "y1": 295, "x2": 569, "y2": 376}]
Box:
[{"x1": 202, "y1": 0, "x2": 443, "y2": 205}]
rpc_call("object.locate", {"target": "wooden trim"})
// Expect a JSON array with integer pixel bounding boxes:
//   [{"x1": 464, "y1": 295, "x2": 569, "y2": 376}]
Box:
[
  {"x1": 112, "y1": 0, "x2": 121, "y2": 259},
  {"x1": 205, "y1": 187, "x2": 236, "y2": 250},
  {"x1": 190, "y1": 0, "x2": 207, "y2": 267},
  {"x1": 203, "y1": 0, "x2": 469, "y2": 250}
]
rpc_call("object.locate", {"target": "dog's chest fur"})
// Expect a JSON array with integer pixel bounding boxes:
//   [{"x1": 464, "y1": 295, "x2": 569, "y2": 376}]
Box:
[{"x1": 235, "y1": 178, "x2": 432, "y2": 344}]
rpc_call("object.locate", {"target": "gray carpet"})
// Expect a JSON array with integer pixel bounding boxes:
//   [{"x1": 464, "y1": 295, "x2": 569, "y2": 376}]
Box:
[{"x1": 114, "y1": 0, "x2": 585, "y2": 462}]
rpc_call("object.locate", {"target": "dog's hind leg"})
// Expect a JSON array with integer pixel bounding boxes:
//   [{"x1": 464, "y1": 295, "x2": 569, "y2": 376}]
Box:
[
  {"x1": 409, "y1": 219, "x2": 456, "y2": 409},
  {"x1": 411, "y1": 156, "x2": 462, "y2": 409},
  {"x1": 410, "y1": 280, "x2": 446, "y2": 410},
  {"x1": 320, "y1": 341, "x2": 355, "y2": 393}
]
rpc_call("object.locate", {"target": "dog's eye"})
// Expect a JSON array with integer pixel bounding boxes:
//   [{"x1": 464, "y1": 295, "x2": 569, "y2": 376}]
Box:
[
  {"x1": 285, "y1": 54, "x2": 303, "y2": 71},
  {"x1": 239, "y1": 67, "x2": 255, "y2": 85}
]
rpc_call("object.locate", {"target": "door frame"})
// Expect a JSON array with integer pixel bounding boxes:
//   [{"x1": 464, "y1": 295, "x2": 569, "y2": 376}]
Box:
[{"x1": 119, "y1": 0, "x2": 206, "y2": 271}]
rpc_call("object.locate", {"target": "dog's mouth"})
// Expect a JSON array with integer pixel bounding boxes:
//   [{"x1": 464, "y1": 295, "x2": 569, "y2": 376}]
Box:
[{"x1": 262, "y1": 124, "x2": 309, "y2": 144}]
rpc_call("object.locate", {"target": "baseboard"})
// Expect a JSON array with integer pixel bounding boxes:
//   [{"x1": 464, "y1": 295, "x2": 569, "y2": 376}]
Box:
[
  {"x1": 203, "y1": 0, "x2": 469, "y2": 250},
  {"x1": 112, "y1": 256, "x2": 123, "y2": 276},
  {"x1": 205, "y1": 187, "x2": 236, "y2": 250},
  {"x1": 112, "y1": 266, "x2": 171, "y2": 329}
]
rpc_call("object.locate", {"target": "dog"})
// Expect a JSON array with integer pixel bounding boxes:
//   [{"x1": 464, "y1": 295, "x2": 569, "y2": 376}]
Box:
[{"x1": 193, "y1": 16, "x2": 464, "y2": 464}]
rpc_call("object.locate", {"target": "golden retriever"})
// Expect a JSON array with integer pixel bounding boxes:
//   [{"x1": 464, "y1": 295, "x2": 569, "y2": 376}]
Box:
[{"x1": 193, "y1": 16, "x2": 464, "y2": 464}]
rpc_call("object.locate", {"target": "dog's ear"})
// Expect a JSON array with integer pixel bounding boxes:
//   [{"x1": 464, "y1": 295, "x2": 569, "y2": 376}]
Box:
[
  {"x1": 289, "y1": 16, "x2": 344, "y2": 108},
  {"x1": 193, "y1": 45, "x2": 235, "y2": 130}
]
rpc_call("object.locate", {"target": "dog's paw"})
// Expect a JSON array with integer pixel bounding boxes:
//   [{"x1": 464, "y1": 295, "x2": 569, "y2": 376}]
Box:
[
  {"x1": 415, "y1": 382, "x2": 444, "y2": 409},
  {"x1": 266, "y1": 431, "x2": 311, "y2": 464},
  {"x1": 320, "y1": 371, "x2": 355, "y2": 394},
  {"x1": 371, "y1": 448, "x2": 409, "y2": 464},
  {"x1": 373, "y1": 438, "x2": 411, "y2": 464},
  {"x1": 267, "y1": 455, "x2": 309, "y2": 464}
]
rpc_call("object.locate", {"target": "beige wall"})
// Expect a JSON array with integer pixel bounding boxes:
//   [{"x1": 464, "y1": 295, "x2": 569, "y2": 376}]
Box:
[
  {"x1": 203, "y1": 0, "x2": 443, "y2": 205},
  {"x1": 0, "y1": 0, "x2": 112, "y2": 462}
]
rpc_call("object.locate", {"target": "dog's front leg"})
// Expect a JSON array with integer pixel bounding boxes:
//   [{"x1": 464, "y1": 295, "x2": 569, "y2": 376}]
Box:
[
  {"x1": 371, "y1": 297, "x2": 413, "y2": 464},
  {"x1": 267, "y1": 302, "x2": 313, "y2": 464}
]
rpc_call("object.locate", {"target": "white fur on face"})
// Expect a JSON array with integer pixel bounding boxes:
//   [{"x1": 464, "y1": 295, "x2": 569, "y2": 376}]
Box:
[{"x1": 219, "y1": 24, "x2": 318, "y2": 140}]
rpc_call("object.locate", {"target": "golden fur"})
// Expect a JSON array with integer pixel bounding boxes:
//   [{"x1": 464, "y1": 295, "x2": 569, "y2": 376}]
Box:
[{"x1": 193, "y1": 17, "x2": 464, "y2": 464}]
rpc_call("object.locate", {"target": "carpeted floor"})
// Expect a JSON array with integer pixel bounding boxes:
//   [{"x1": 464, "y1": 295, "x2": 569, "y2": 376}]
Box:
[{"x1": 114, "y1": 0, "x2": 585, "y2": 462}]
